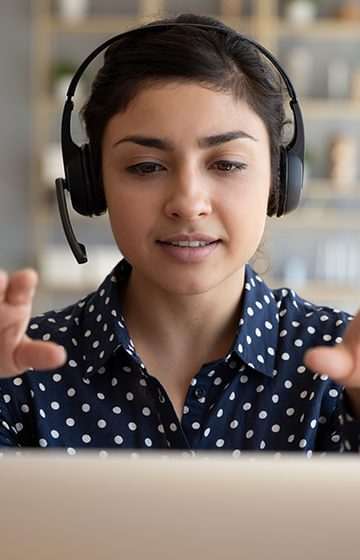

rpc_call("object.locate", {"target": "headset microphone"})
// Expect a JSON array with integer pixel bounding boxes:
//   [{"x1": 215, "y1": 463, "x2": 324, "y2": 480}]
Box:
[{"x1": 55, "y1": 177, "x2": 87, "y2": 263}]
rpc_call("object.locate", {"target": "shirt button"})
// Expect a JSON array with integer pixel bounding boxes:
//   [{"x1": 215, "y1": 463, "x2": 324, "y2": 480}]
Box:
[{"x1": 194, "y1": 387, "x2": 206, "y2": 399}]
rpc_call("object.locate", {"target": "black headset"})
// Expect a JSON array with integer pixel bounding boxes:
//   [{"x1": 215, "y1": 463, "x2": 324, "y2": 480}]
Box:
[{"x1": 55, "y1": 22, "x2": 305, "y2": 263}]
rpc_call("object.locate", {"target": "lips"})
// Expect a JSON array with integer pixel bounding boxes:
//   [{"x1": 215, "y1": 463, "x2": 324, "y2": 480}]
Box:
[
  {"x1": 156, "y1": 234, "x2": 219, "y2": 263},
  {"x1": 162, "y1": 240, "x2": 215, "y2": 248},
  {"x1": 158, "y1": 234, "x2": 219, "y2": 246}
]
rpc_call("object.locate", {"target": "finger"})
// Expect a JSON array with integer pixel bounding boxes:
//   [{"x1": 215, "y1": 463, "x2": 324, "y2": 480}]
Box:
[
  {"x1": 0, "y1": 269, "x2": 9, "y2": 302},
  {"x1": 304, "y1": 344, "x2": 354, "y2": 384},
  {"x1": 0, "y1": 337, "x2": 67, "y2": 378},
  {"x1": 5, "y1": 269, "x2": 38, "y2": 306}
]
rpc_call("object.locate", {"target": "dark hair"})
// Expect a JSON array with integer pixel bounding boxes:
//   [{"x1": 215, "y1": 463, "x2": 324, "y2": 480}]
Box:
[{"x1": 81, "y1": 13, "x2": 287, "y2": 215}]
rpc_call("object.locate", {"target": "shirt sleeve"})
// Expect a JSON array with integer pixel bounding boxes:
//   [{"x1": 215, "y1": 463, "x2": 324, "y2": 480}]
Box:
[
  {"x1": 340, "y1": 391, "x2": 360, "y2": 452},
  {"x1": 0, "y1": 391, "x2": 21, "y2": 447}
]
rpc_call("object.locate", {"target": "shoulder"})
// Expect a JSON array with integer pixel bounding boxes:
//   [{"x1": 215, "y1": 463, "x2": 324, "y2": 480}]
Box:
[
  {"x1": 245, "y1": 265, "x2": 352, "y2": 345},
  {"x1": 271, "y1": 284, "x2": 351, "y2": 339},
  {"x1": 27, "y1": 295, "x2": 90, "y2": 342},
  {"x1": 26, "y1": 260, "x2": 128, "y2": 343},
  {"x1": 268, "y1": 288, "x2": 351, "y2": 367}
]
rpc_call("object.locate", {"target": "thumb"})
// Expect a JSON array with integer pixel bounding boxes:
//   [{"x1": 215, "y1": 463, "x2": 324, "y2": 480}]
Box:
[
  {"x1": 304, "y1": 344, "x2": 354, "y2": 386},
  {"x1": 14, "y1": 337, "x2": 67, "y2": 372}
]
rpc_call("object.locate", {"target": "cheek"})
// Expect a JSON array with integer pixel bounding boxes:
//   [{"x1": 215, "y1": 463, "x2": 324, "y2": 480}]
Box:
[
  {"x1": 107, "y1": 197, "x2": 138, "y2": 237},
  {"x1": 107, "y1": 206, "x2": 140, "y2": 262},
  {"x1": 106, "y1": 189, "x2": 155, "y2": 256},
  {"x1": 221, "y1": 176, "x2": 270, "y2": 218},
  {"x1": 220, "y1": 176, "x2": 270, "y2": 247}
]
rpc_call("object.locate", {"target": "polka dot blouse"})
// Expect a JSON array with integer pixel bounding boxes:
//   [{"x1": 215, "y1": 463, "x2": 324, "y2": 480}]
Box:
[{"x1": 0, "y1": 260, "x2": 358, "y2": 454}]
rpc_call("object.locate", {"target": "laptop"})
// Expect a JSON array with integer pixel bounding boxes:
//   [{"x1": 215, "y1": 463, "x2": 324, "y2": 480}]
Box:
[{"x1": 1, "y1": 452, "x2": 359, "y2": 560}]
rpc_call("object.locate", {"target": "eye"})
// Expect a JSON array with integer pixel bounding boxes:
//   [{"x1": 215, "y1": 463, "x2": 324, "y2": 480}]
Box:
[
  {"x1": 127, "y1": 162, "x2": 166, "y2": 176},
  {"x1": 211, "y1": 160, "x2": 247, "y2": 173}
]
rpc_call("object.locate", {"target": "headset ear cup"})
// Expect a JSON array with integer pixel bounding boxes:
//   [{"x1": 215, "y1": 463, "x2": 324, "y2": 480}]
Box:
[
  {"x1": 66, "y1": 144, "x2": 106, "y2": 217},
  {"x1": 267, "y1": 148, "x2": 284, "y2": 218},
  {"x1": 282, "y1": 147, "x2": 303, "y2": 216},
  {"x1": 65, "y1": 145, "x2": 89, "y2": 216},
  {"x1": 273, "y1": 145, "x2": 303, "y2": 217},
  {"x1": 81, "y1": 144, "x2": 107, "y2": 216},
  {"x1": 275, "y1": 146, "x2": 289, "y2": 217}
]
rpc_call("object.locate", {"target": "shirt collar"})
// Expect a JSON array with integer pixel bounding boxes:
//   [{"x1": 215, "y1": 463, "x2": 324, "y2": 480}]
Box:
[
  {"x1": 81, "y1": 260, "x2": 137, "y2": 376},
  {"x1": 81, "y1": 261, "x2": 279, "y2": 379},
  {"x1": 225, "y1": 265, "x2": 280, "y2": 378}
]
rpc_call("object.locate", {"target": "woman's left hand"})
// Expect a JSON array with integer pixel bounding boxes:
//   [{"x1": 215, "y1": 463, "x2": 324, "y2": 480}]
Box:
[{"x1": 304, "y1": 309, "x2": 360, "y2": 417}]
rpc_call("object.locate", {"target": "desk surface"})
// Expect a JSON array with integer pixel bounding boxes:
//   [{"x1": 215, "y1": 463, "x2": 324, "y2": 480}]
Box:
[{"x1": 0, "y1": 452, "x2": 359, "y2": 560}]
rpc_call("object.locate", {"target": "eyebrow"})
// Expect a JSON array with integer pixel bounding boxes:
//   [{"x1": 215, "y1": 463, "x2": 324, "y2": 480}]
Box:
[
  {"x1": 112, "y1": 130, "x2": 258, "y2": 150},
  {"x1": 199, "y1": 130, "x2": 258, "y2": 148}
]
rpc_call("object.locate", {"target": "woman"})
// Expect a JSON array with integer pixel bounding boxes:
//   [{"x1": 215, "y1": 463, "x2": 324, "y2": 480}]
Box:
[{"x1": 0, "y1": 13, "x2": 359, "y2": 452}]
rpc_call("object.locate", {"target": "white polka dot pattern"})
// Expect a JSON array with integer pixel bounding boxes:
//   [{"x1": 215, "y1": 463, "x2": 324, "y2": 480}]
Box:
[{"x1": 0, "y1": 261, "x2": 358, "y2": 454}]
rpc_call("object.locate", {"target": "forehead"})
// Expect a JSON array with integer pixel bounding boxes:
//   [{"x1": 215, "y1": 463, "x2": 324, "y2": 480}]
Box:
[
  {"x1": 125, "y1": 79, "x2": 251, "y2": 112},
  {"x1": 104, "y1": 81, "x2": 268, "y2": 142}
]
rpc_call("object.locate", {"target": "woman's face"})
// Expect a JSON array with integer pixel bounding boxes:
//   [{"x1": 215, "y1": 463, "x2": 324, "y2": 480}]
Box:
[{"x1": 102, "y1": 82, "x2": 271, "y2": 298}]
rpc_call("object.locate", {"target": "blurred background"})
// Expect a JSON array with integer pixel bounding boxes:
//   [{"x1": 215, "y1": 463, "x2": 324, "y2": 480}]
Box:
[{"x1": 1, "y1": 0, "x2": 360, "y2": 314}]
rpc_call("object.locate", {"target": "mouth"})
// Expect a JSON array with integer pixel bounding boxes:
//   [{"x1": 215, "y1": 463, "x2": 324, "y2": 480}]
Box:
[
  {"x1": 159, "y1": 240, "x2": 217, "y2": 248},
  {"x1": 156, "y1": 236, "x2": 219, "y2": 263}
]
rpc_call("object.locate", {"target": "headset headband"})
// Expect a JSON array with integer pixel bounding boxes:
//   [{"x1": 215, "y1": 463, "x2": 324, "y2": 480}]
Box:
[{"x1": 61, "y1": 23, "x2": 302, "y2": 160}]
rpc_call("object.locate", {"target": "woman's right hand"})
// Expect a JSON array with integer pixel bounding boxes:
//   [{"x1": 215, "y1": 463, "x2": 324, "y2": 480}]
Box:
[{"x1": 0, "y1": 268, "x2": 67, "y2": 378}]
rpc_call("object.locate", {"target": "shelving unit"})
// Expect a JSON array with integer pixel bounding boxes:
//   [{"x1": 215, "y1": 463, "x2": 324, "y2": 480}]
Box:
[{"x1": 30, "y1": 0, "x2": 360, "y2": 314}]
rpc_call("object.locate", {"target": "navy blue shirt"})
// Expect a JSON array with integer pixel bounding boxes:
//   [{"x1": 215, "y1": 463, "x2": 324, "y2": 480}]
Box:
[{"x1": 0, "y1": 260, "x2": 358, "y2": 454}]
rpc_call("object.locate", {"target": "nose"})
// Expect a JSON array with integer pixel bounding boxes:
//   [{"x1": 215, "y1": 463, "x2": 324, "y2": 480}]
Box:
[{"x1": 163, "y1": 168, "x2": 212, "y2": 220}]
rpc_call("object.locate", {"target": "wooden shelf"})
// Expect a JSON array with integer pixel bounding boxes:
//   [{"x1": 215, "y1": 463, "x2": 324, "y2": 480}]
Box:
[
  {"x1": 266, "y1": 278, "x2": 360, "y2": 308},
  {"x1": 278, "y1": 18, "x2": 360, "y2": 39},
  {"x1": 42, "y1": 15, "x2": 143, "y2": 34},
  {"x1": 31, "y1": 0, "x2": 360, "y2": 310},
  {"x1": 268, "y1": 210, "x2": 360, "y2": 230},
  {"x1": 302, "y1": 99, "x2": 360, "y2": 118},
  {"x1": 303, "y1": 180, "x2": 360, "y2": 200}
]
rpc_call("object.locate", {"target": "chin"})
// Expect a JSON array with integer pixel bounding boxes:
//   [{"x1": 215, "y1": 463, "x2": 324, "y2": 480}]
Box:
[{"x1": 159, "y1": 273, "x2": 234, "y2": 298}]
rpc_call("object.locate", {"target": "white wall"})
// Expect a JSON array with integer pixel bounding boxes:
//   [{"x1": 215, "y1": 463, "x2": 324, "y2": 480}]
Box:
[{"x1": 0, "y1": 2, "x2": 32, "y2": 271}]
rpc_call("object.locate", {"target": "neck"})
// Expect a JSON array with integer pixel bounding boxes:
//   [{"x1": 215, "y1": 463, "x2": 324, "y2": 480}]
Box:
[{"x1": 120, "y1": 266, "x2": 246, "y2": 363}]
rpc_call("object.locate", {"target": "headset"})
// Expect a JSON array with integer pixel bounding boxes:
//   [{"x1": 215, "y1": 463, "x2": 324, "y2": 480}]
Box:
[{"x1": 55, "y1": 22, "x2": 305, "y2": 263}]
